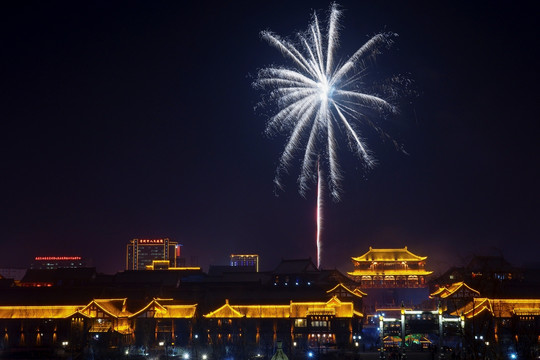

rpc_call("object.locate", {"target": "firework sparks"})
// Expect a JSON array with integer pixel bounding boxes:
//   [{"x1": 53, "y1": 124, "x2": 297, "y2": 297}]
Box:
[{"x1": 255, "y1": 3, "x2": 398, "y2": 267}]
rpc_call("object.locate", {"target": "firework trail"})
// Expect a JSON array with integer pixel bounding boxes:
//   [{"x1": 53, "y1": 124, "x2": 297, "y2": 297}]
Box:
[{"x1": 255, "y1": 3, "x2": 397, "y2": 267}]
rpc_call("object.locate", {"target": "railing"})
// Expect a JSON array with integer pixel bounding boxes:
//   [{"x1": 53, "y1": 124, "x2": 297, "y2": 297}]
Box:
[{"x1": 357, "y1": 282, "x2": 427, "y2": 289}]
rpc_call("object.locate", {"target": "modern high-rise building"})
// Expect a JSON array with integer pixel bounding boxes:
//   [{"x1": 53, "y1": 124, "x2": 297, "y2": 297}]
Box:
[
  {"x1": 126, "y1": 238, "x2": 180, "y2": 270},
  {"x1": 230, "y1": 254, "x2": 259, "y2": 272}
]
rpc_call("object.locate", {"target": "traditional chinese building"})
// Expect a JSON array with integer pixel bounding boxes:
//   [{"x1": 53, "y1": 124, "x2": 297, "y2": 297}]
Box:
[
  {"x1": 452, "y1": 298, "x2": 540, "y2": 356},
  {"x1": 203, "y1": 295, "x2": 361, "y2": 352},
  {"x1": 430, "y1": 255, "x2": 523, "y2": 298},
  {"x1": 348, "y1": 247, "x2": 433, "y2": 288},
  {"x1": 0, "y1": 298, "x2": 197, "y2": 351},
  {"x1": 430, "y1": 281, "x2": 480, "y2": 313},
  {"x1": 0, "y1": 284, "x2": 362, "y2": 357},
  {"x1": 430, "y1": 282, "x2": 480, "y2": 300}
]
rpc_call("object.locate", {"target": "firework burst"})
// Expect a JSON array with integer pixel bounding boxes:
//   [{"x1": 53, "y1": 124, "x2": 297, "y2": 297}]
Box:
[{"x1": 255, "y1": 3, "x2": 398, "y2": 267}]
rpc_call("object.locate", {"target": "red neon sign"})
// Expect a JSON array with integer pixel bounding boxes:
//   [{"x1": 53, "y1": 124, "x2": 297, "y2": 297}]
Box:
[
  {"x1": 34, "y1": 256, "x2": 82, "y2": 261},
  {"x1": 138, "y1": 239, "x2": 165, "y2": 244}
]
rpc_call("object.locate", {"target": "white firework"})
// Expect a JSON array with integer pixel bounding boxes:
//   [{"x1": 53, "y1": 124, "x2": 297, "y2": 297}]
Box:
[{"x1": 255, "y1": 3, "x2": 397, "y2": 201}]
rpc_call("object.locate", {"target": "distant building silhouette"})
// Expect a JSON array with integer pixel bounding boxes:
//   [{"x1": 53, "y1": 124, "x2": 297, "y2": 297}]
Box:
[
  {"x1": 431, "y1": 255, "x2": 524, "y2": 297},
  {"x1": 230, "y1": 254, "x2": 259, "y2": 272},
  {"x1": 0, "y1": 268, "x2": 27, "y2": 281},
  {"x1": 31, "y1": 256, "x2": 86, "y2": 270}
]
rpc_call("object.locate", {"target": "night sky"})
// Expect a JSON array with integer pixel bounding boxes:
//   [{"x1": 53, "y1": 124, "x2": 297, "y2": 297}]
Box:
[{"x1": 1, "y1": 1, "x2": 539, "y2": 275}]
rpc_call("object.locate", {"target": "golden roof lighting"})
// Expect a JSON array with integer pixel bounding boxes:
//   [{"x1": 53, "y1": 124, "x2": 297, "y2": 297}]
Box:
[
  {"x1": 351, "y1": 246, "x2": 427, "y2": 262},
  {"x1": 203, "y1": 297, "x2": 357, "y2": 319}
]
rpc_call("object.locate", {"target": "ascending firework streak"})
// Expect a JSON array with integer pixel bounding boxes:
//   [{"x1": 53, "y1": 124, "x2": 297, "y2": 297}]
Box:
[{"x1": 255, "y1": 4, "x2": 397, "y2": 268}]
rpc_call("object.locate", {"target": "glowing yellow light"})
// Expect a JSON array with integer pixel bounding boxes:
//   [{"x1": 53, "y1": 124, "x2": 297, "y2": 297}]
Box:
[{"x1": 352, "y1": 247, "x2": 427, "y2": 262}]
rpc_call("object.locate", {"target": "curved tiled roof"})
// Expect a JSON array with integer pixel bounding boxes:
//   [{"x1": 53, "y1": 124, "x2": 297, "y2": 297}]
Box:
[
  {"x1": 203, "y1": 299, "x2": 244, "y2": 318},
  {"x1": 430, "y1": 282, "x2": 480, "y2": 299},
  {"x1": 347, "y1": 269, "x2": 433, "y2": 276},
  {"x1": 326, "y1": 283, "x2": 367, "y2": 297},
  {"x1": 352, "y1": 247, "x2": 427, "y2": 262},
  {"x1": 0, "y1": 305, "x2": 83, "y2": 319}
]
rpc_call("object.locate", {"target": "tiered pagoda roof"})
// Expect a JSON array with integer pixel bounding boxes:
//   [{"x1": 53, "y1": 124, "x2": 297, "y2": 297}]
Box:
[
  {"x1": 352, "y1": 246, "x2": 427, "y2": 262},
  {"x1": 348, "y1": 269, "x2": 433, "y2": 276},
  {"x1": 348, "y1": 247, "x2": 433, "y2": 278}
]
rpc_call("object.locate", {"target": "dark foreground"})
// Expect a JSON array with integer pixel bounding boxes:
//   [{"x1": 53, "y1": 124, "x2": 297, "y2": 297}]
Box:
[{"x1": 0, "y1": 349, "x2": 466, "y2": 360}]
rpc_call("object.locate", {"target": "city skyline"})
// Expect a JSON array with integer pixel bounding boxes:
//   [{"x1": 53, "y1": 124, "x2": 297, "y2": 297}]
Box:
[{"x1": 1, "y1": 1, "x2": 539, "y2": 274}]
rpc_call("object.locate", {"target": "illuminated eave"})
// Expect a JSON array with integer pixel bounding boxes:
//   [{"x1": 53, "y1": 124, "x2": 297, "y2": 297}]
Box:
[
  {"x1": 453, "y1": 298, "x2": 540, "y2": 318},
  {"x1": 354, "y1": 289, "x2": 368, "y2": 297},
  {"x1": 204, "y1": 300, "x2": 244, "y2": 318},
  {"x1": 139, "y1": 298, "x2": 198, "y2": 319},
  {"x1": 347, "y1": 269, "x2": 433, "y2": 276},
  {"x1": 513, "y1": 308, "x2": 540, "y2": 316},
  {"x1": 463, "y1": 305, "x2": 493, "y2": 318},
  {"x1": 491, "y1": 299, "x2": 540, "y2": 317},
  {"x1": 327, "y1": 296, "x2": 342, "y2": 306},
  {"x1": 430, "y1": 287, "x2": 448, "y2": 297},
  {"x1": 0, "y1": 305, "x2": 85, "y2": 319},
  {"x1": 326, "y1": 283, "x2": 367, "y2": 297},
  {"x1": 440, "y1": 282, "x2": 480, "y2": 298},
  {"x1": 204, "y1": 298, "x2": 356, "y2": 319},
  {"x1": 129, "y1": 299, "x2": 168, "y2": 318},
  {"x1": 291, "y1": 298, "x2": 353, "y2": 318},
  {"x1": 79, "y1": 299, "x2": 130, "y2": 318},
  {"x1": 155, "y1": 305, "x2": 197, "y2": 319},
  {"x1": 351, "y1": 246, "x2": 427, "y2": 262},
  {"x1": 452, "y1": 298, "x2": 493, "y2": 318},
  {"x1": 453, "y1": 298, "x2": 540, "y2": 319},
  {"x1": 231, "y1": 305, "x2": 291, "y2": 319}
]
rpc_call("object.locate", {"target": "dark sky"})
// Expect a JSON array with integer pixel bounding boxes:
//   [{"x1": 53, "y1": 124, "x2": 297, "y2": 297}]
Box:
[{"x1": 1, "y1": 1, "x2": 539, "y2": 275}]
